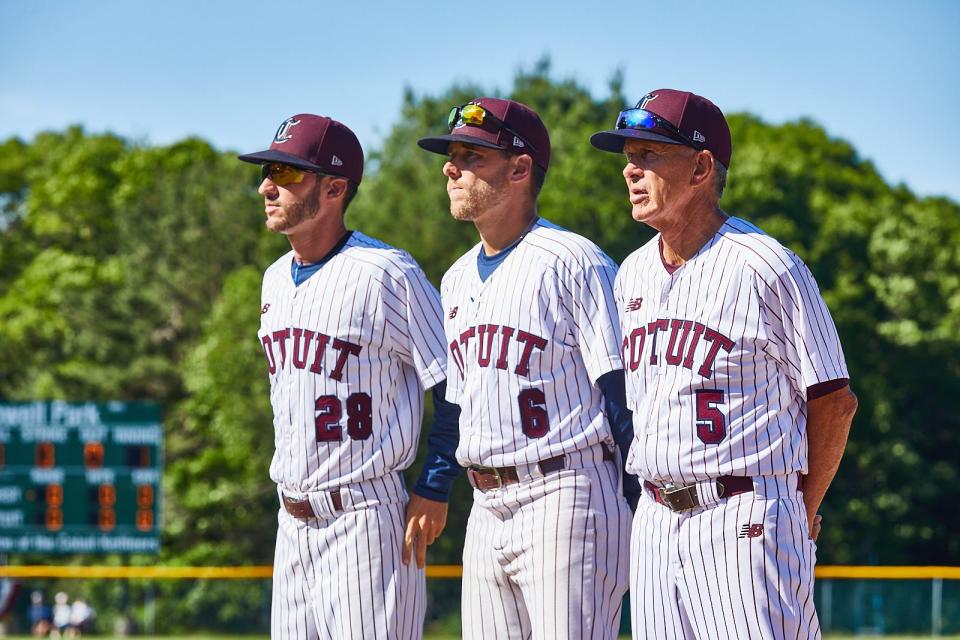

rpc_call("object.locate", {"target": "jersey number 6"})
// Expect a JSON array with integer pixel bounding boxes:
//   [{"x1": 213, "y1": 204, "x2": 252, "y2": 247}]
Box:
[
  {"x1": 695, "y1": 389, "x2": 726, "y2": 444},
  {"x1": 315, "y1": 392, "x2": 373, "y2": 442},
  {"x1": 518, "y1": 389, "x2": 549, "y2": 438}
]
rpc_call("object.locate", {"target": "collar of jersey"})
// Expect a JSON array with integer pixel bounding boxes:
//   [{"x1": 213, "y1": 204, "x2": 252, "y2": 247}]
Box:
[
  {"x1": 291, "y1": 230, "x2": 354, "y2": 286},
  {"x1": 479, "y1": 215, "x2": 540, "y2": 259}
]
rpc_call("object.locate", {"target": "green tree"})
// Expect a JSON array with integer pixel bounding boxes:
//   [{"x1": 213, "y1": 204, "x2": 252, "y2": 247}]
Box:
[
  {"x1": 350, "y1": 60, "x2": 654, "y2": 279},
  {"x1": 0, "y1": 131, "x2": 276, "y2": 401},
  {"x1": 723, "y1": 114, "x2": 960, "y2": 563},
  {"x1": 1, "y1": 63, "x2": 958, "y2": 633},
  {"x1": 0, "y1": 128, "x2": 280, "y2": 629},
  {"x1": 354, "y1": 63, "x2": 960, "y2": 565},
  {"x1": 167, "y1": 266, "x2": 276, "y2": 564}
]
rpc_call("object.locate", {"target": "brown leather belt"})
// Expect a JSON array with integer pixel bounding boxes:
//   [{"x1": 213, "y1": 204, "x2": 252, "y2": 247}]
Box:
[
  {"x1": 468, "y1": 445, "x2": 616, "y2": 492},
  {"x1": 282, "y1": 490, "x2": 343, "y2": 519},
  {"x1": 644, "y1": 476, "x2": 755, "y2": 512}
]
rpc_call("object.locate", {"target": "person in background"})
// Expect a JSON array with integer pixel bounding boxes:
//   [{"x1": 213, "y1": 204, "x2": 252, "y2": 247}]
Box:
[
  {"x1": 66, "y1": 596, "x2": 95, "y2": 637},
  {"x1": 27, "y1": 590, "x2": 52, "y2": 637},
  {"x1": 50, "y1": 592, "x2": 70, "y2": 639}
]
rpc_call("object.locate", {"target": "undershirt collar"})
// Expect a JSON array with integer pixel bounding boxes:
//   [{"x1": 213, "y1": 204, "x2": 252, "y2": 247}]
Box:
[
  {"x1": 291, "y1": 230, "x2": 354, "y2": 285},
  {"x1": 476, "y1": 217, "x2": 539, "y2": 282}
]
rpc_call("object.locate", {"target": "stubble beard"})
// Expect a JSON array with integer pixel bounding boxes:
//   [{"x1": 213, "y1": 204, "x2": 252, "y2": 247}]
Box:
[
  {"x1": 266, "y1": 183, "x2": 322, "y2": 234},
  {"x1": 450, "y1": 172, "x2": 509, "y2": 222}
]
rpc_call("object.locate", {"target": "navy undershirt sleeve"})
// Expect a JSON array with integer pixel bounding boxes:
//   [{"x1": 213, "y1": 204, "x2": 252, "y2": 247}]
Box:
[
  {"x1": 413, "y1": 380, "x2": 463, "y2": 501},
  {"x1": 597, "y1": 369, "x2": 642, "y2": 509}
]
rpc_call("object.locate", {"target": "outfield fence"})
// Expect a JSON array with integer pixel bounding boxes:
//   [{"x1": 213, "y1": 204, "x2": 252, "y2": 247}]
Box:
[{"x1": 1, "y1": 565, "x2": 957, "y2": 636}]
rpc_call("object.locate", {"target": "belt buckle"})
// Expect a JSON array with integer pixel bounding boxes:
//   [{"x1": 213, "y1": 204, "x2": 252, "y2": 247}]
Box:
[
  {"x1": 660, "y1": 483, "x2": 700, "y2": 512},
  {"x1": 282, "y1": 494, "x2": 313, "y2": 519},
  {"x1": 471, "y1": 466, "x2": 503, "y2": 491}
]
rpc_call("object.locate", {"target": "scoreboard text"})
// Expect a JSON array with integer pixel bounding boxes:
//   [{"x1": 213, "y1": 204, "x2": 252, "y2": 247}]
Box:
[{"x1": 0, "y1": 401, "x2": 161, "y2": 553}]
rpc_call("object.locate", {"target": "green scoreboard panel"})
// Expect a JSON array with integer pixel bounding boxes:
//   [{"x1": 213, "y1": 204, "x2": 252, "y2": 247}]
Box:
[{"x1": 0, "y1": 401, "x2": 162, "y2": 554}]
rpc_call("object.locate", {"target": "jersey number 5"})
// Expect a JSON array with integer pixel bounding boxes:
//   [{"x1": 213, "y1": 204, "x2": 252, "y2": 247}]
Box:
[
  {"x1": 315, "y1": 393, "x2": 373, "y2": 442},
  {"x1": 695, "y1": 389, "x2": 726, "y2": 444}
]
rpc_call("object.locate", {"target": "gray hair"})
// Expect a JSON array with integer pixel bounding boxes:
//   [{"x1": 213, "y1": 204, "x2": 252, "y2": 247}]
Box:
[{"x1": 713, "y1": 161, "x2": 728, "y2": 199}]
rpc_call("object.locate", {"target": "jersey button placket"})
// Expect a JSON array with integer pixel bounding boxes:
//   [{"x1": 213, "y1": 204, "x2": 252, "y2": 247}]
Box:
[
  {"x1": 468, "y1": 288, "x2": 483, "y2": 317},
  {"x1": 660, "y1": 272, "x2": 677, "y2": 306}
]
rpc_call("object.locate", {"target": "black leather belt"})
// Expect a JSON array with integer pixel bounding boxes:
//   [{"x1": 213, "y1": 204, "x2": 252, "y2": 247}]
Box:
[
  {"x1": 644, "y1": 476, "x2": 754, "y2": 512},
  {"x1": 282, "y1": 490, "x2": 343, "y2": 519},
  {"x1": 468, "y1": 445, "x2": 615, "y2": 492}
]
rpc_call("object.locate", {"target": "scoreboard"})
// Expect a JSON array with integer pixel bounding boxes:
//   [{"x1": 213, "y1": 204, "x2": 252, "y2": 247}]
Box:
[{"x1": 0, "y1": 401, "x2": 162, "y2": 554}]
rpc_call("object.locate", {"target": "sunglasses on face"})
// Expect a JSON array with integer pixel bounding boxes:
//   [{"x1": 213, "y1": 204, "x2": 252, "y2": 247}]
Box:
[
  {"x1": 446, "y1": 103, "x2": 537, "y2": 152},
  {"x1": 260, "y1": 163, "x2": 323, "y2": 187},
  {"x1": 615, "y1": 108, "x2": 704, "y2": 151}
]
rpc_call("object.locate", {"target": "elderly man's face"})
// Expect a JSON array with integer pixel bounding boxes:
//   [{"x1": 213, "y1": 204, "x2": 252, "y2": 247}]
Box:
[{"x1": 622, "y1": 139, "x2": 699, "y2": 229}]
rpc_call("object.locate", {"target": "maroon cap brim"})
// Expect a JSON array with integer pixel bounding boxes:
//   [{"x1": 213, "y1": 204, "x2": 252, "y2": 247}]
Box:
[
  {"x1": 237, "y1": 149, "x2": 328, "y2": 174},
  {"x1": 589, "y1": 129, "x2": 684, "y2": 153},
  {"x1": 417, "y1": 134, "x2": 507, "y2": 156}
]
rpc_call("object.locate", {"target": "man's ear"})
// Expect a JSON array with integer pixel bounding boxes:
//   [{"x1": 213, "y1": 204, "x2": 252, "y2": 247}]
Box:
[
  {"x1": 326, "y1": 177, "x2": 349, "y2": 200},
  {"x1": 691, "y1": 150, "x2": 714, "y2": 188},
  {"x1": 510, "y1": 154, "x2": 534, "y2": 184}
]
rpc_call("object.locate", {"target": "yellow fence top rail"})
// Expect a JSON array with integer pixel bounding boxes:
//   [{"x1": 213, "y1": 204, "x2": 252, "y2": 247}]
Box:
[
  {"x1": 816, "y1": 565, "x2": 960, "y2": 580},
  {"x1": 0, "y1": 566, "x2": 273, "y2": 579},
  {"x1": 0, "y1": 565, "x2": 957, "y2": 580},
  {"x1": 0, "y1": 565, "x2": 463, "y2": 579}
]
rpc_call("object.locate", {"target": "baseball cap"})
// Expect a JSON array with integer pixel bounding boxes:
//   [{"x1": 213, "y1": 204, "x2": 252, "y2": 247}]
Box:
[
  {"x1": 238, "y1": 114, "x2": 364, "y2": 184},
  {"x1": 590, "y1": 89, "x2": 732, "y2": 168},
  {"x1": 417, "y1": 97, "x2": 551, "y2": 171}
]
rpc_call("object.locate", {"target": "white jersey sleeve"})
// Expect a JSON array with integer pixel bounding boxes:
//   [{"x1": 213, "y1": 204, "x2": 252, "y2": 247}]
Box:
[
  {"x1": 381, "y1": 255, "x2": 448, "y2": 390},
  {"x1": 566, "y1": 252, "x2": 624, "y2": 384},
  {"x1": 757, "y1": 253, "x2": 849, "y2": 394}
]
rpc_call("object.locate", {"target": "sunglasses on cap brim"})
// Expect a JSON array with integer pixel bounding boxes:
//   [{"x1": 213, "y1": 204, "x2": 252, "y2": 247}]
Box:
[
  {"x1": 447, "y1": 103, "x2": 537, "y2": 153},
  {"x1": 615, "y1": 108, "x2": 704, "y2": 151}
]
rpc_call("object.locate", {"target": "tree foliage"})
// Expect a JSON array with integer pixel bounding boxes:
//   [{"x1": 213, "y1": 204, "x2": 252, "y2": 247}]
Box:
[{"x1": 1, "y1": 62, "x2": 958, "y2": 629}]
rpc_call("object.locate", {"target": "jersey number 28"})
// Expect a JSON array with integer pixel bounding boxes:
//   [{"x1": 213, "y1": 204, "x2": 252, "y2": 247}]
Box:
[{"x1": 315, "y1": 393, "x2": 373, "y2": 441}]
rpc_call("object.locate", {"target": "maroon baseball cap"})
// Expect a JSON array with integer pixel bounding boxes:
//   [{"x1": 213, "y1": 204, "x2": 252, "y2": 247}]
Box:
[
  {"x1": 238, "y1": 114, "x2": 364, "y2": 184},
  {"x1": 590, "y1": 89, "x2": 732, "y2": 168},
  {"x1": 417, "y1": 97, "x2": 551, "y2": 171}
]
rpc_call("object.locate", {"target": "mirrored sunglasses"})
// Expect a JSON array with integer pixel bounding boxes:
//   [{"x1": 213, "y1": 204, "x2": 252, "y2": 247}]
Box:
[
  {"x1": 615, "y1": 108, "x2": 703, "y2": 151},
  {"x1": 446, "y1": 103, "x2": 536, "y2": 152}
]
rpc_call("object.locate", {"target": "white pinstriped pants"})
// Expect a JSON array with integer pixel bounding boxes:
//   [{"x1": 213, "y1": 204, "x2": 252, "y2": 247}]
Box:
[
  {"x1": 271, "y1": 475, "x2": 425, "y2": 639},
  {"x1": 462, "y1": 449, "x2": 631, "y2": 639},
  {"x1": 630, "y1": 474, "x2": 820, "y2": 640}
]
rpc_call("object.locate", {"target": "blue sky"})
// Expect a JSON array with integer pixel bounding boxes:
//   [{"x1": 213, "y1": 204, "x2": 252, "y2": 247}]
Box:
[{"x1": 2, "y1": 0, "x2": 958, "y2": 201}]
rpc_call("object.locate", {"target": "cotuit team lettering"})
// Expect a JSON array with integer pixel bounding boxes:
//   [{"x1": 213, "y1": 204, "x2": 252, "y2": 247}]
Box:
[
  {"x1": 260, "y1": 327, "x2": 362, "y2": 380},
  {"x1": 621, "y1": 318, "x2": 735, "y2": 379},
  {"x1": 448, "y1": 324, "x2": 548, "y2": 379}
]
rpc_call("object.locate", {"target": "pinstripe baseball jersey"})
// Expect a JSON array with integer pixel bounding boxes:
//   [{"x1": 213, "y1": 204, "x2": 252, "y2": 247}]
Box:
[
  {"x1": 259, "y1": 231, "x2": 447, "y2": 492},
  {"x1": 442, "y1": 218, "x2": 624, "y2": 467},
  {"x1": 616, "y1": 216, "x2": 848, "y2": 484}
]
